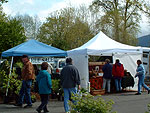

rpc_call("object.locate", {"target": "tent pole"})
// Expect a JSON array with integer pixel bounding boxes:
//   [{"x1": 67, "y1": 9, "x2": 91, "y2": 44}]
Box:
[
  {"x1": 87, "y1": 55, "x2": 90, "y2": 93},
  {"x1": 0, "y1": 56, "x2": 2, "y2": 66},
  {"x1": 6, "y1": 56, "x2": 14, "y2": 96}
]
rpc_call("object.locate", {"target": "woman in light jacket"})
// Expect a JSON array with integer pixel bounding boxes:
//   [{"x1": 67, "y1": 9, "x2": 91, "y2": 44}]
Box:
[
  {"x1": 36, "y1": 62, "x2": 52, "y2": 113},
  {"x1": 135, "y1": 60, "x2": 150, "y2": 95}
]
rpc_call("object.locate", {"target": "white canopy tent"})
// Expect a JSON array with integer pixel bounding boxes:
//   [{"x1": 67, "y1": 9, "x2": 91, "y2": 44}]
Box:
[{"x1": 67, "y1": 31, "x2": 145, "y2": 90}]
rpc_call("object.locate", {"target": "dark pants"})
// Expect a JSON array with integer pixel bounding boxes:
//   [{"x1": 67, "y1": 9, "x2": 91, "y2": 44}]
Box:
[
  {"x1": 18, "y1": 80, "x2": 32, "y2": 105},
  {"x1": 37, "y1": 94, "x2": 49, "y2": 111}
]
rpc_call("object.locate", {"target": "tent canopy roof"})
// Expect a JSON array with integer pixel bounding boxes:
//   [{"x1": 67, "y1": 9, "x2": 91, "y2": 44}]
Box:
[
  {"x1": 2, "y1": 39, "x2": 67, "y2": 57},
  {"x1": 68, "y1": 31, "x2": 143, "y2": 55}
]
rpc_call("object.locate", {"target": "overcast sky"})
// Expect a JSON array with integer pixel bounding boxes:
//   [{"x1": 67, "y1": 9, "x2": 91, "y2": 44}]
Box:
[
  {"x1": 2, "y1": 0, "x2": 92, "y2": 21},
  {"x1": 2, "y1": 0, "x2": 150, "y2": 37}
]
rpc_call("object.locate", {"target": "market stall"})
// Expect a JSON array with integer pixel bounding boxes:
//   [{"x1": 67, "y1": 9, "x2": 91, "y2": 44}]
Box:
[
  {"x1": 1, "y1": 39, "x2": 67, "y2": 96},
  {"x1": 67, "y1": 31, "x2": 146, "y2": 92}
]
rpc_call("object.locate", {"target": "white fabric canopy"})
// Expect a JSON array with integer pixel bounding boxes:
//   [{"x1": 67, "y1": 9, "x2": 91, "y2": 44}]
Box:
[
  {"x1": 71, "y1": 31, "x2": 142, "y2": 55},
  {"x1": 67, "y1": 31, "x2": 146, "y2": 90}
]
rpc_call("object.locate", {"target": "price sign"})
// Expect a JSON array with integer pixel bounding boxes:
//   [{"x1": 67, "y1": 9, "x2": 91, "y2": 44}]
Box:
[{"x1": 29, "y1": 57, "x2": 54, "y2": 64}]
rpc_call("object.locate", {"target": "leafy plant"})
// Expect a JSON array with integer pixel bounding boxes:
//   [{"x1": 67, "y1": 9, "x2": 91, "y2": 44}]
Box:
[
  {"x1": 1, "y1": 69, "x2": 22, "y2": 95},
  {"x1": 52, "y1": 79, "x2": 60, "y2": 93},
  {"x1": 69, "y1": 93, "x2": 116, "y2": 113},
  {"x1": 80, "y1": 88, "x2": 88, "y2": 93},
  {"x1": 0, "y1": 60, "x2": 22, "y2": 96},
  {"x1": 15, "y1": 61, "x2": 23, "y2": 68},
  {"x1": 145, "y1": 103, "x2": 150, "y2": 113}
]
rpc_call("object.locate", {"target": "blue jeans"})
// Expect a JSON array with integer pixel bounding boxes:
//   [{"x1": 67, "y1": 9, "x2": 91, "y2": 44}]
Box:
[
  {"x1": 18, "y1": 80, "x2": 32, "y2": 105},
  {"x1": 63, "y1": 87, "x2": 77, "y2": 112},
  {"x1": 103, "y1": 78, "x2": 111, "y2": 92},
  {"x1": 138, "y1": 75, "x2": 150, "y2": 93},
  {"x1": 114, "y1": 78, "x2": 122, "y2": 92}
]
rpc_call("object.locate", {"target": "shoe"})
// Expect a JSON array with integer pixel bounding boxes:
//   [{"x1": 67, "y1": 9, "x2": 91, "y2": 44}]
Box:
[
  {"x1": 116, "y1": 91, "x2": 119, "y2": 93},
  {"x1": 135, "y1": 93, "x2": 141, "y2": 95},
  {"x1": 24, "y1": 104, "x2": 32, "y2": 108},
  {"x1": 44, "y1": 109, "x2": 49, "y2": 113},
  {"x1": 36, "y1": 108, "x2": 41, "y2": 113},
  {"x1": 14, "y1": 103, "x2": 22, "y2": 107},
  {"x1": 148, "y1": 90, "x2": 150, "y2": 94}
]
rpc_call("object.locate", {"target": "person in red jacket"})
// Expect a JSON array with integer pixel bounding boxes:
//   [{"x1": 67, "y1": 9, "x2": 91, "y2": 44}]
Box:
[{"x1": 112, "y1": 59, "x2": 124, "y2": 92}]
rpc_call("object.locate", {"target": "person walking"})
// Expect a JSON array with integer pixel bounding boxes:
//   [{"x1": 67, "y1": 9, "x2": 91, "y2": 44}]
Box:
[
  {"x1": 112, "y1": 59, "x2": 124, "y2": 92},
  {"x1": 15, "y1": 55, "x2": 35, "y2": 108},
  {"x1": 36, "y1": 62, "x2": 52, "y2": 113},
  {"x1": 102, "y1": 59, "x2": 112, "y2": 93},
  {"x1": 60, "y1": 57, "x2": 81, "y2": 113},
  {"x1": 135, "y1": 60, "x2": 150, "y2": 95}
]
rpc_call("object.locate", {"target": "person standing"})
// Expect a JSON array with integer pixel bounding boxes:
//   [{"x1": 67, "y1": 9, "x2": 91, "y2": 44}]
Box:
[
  {"x1": 102, "y1": 59, "x2": 112, "y2": 93},
  {"x1": 36, "y1": 62, "x2": 52, "y2": 113},
  {"x1": 15, "y1": 55, "x2": 35, "y2": 108},
  {"x1": 60, "y1": 57, "x2": 81, "y2": 113},
  {"x1": 112, "y1": 59, "x2": 124, "y2": 92},
  {"x1": 135, "y1": 60, "x2": 150, "y2": 95}
]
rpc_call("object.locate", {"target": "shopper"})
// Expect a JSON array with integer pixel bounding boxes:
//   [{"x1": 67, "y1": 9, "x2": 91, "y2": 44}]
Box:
[
  {"x1": 102, "y1": 59, "x2": 112, "y2": 93},
  {"x1": 36, "y1": 62, "x2": 52, "y2": 113},
  {"x1": 112, "y1": 59, "x2": 124, "y2": 92},
  {"x1": 15, "y1": 55, "x2": 35, "y2": 108},
  {"x1": 135, "y1": 60, "x2": 150, "y2": 95},
  {"x1": 60, "y1": 57, "x2": 81, "y2": 113}
]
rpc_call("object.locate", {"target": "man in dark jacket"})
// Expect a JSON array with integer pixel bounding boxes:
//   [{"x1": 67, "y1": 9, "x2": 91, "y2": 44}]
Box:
[
  {"x1": 60, "y1": 57, "x2": 80, "y2": 113},
  {"x1": 102, "y1": 59, "x2": 112, "y2": 93}
]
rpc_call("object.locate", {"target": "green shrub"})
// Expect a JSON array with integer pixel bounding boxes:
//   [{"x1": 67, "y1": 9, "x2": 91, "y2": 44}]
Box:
[
  {"x1": 14, "y1": 61, "x2": 23, "y2": 68},
  {"x1": 80, "y1": 88, "x2": 88, "y2": 93},
  {"x1": 1, "y1": 69, "x2": 22, "y2": 95},
  {"x1": 69, "y1": 93, "x2": 116, "y2": 113},
  {"x1": 52, "y1": 79, "x2": 60, "y2": 93},
  {"x1": 0, "y1": 60, "x2": 22, "y2": 96},
  {"x1": 145, "y1": 103, "x2": 150, "y2": 113}
]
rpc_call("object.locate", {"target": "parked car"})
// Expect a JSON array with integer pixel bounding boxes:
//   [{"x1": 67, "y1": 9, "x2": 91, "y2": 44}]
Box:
[
  {"x1": 32, "y1": 63, "x2": 54, "y2": 76},
  {"x1": 52, "y1": 58, "x2": 66, "y2": 79}
]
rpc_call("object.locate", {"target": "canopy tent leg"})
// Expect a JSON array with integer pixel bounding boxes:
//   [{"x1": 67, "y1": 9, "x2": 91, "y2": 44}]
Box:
[
  {"x1": 6, "y1": 56, "x2": 14, "y2": 96},
  {"x1": 0, "y1": 56, "x2": 2, "y2": 66}
]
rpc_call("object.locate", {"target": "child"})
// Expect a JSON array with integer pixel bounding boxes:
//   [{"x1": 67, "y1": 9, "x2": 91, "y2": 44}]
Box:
[{"x1": 36, "y1": 62, "x2": 52, "y2": 113}]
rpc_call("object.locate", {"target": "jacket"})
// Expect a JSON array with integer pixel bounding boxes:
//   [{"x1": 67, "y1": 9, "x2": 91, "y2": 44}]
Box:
[
  {"x1": 22, "y1": 61, "x2": 35, "y2": 80},
  {"x1": 112, "y1": 63, "x2": 124, "y2": 78},
  {"x1": 135, "y1": 64, "x2": 145, "y2": 77},
  {"x1": 102, "y1": 63, "x2": 112, "y2": 79},
  {"x1": 60, "y1": 64, "x2": 80, "y2": 88},
  {"x1": 36, "y1": 70, "x2": 52, "y2": 94}
]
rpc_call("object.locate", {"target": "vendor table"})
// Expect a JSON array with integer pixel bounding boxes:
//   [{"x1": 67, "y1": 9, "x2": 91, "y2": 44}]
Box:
[{"x1": 89, "y1": 76, "x2": 103, "y2": 90}]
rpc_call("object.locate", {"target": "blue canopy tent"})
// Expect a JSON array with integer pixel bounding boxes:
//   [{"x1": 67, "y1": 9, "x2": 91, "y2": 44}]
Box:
[
  {"x1": 2, "y1": 39, "x2": 67, "y2": 57},
  {"x1": 1, "y1": 39, "x2": 67, "y2": 96}
]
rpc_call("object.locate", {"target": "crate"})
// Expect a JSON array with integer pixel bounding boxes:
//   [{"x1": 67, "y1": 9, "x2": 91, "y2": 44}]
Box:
[{"x1": 90, "y1": 89, "x2": 105, "y2": 96}]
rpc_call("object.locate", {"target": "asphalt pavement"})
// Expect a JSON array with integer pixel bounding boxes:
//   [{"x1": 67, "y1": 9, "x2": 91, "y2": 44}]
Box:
[
  {"x1": 0, "y1": 91, "x2": 150, "y2": 113},
  {"x1": 102, "y1": 91, "x2": 150, "y2": 113}
]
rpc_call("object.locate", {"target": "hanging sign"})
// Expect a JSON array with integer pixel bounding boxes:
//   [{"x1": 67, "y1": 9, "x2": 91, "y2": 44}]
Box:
[{"x1": 29, "y1": 57, "x2": 54, "y2": 64}]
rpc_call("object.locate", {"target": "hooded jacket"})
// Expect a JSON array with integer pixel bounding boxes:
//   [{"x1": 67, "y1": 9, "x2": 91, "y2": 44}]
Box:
[
  {"x1": 36, "y1": 70, "x2": 52, "y2": 94},
  {"x1": 112, "y1": 63, "x2": 124, "y2": 78}
]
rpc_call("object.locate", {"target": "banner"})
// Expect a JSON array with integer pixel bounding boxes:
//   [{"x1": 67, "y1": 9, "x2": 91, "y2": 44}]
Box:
[{"x1": 29, "y1": 57, "x2": 54, "y2": 64}]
